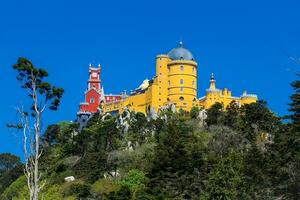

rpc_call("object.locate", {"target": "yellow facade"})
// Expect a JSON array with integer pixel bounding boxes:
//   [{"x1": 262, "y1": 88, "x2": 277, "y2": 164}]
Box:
[
  {"x1": 102, "y1": 42, "x2": 257, "y2": 114},
  {"x1": 198, "y1": 73, "x2": 257, "y2": 109}
]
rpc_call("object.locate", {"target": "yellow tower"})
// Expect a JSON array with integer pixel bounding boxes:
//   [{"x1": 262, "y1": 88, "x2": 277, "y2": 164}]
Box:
[
  {"x1": 155, "y1": 54, "x2": 170, "y2": 109},
  {"x1": 167, "y1": 41, "x2": 198, "y2": 111}
]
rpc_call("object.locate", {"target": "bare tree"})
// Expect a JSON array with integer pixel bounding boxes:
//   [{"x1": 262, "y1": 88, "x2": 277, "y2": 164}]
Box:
[{"x1": 8, "y1": 58, "x2": 64, "y2": 200}]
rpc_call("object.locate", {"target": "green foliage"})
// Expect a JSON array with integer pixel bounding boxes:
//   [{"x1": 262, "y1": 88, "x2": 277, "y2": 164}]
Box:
[
  {"x1": 206, "y1": 102, "x2": 224, "y2": 126},
  {"x1": 240, "y1": 100, "x2": 280, "y2": 142},
  {"x1": 146, "y1": 117, "x2": 209, "y2": 199},
  {"x1": 106, "y1": 185, "x2": 132, "y2": 200},
  {"x1": 0, "y1": 153, "x2": 20, "y2": 173},
  {"x1": 12, "y1": 57, "x2": 64, "y2": 112},
  {"x1": 202, "y1": 151, "x2": 245, "y2": 200},
  {"x1": 0, "y1": 153, "x2": 23, "y2": 195},
  {"x1": 120, "y1": 169, "x2": 147, "y2": 191},
  {"x1": 72, "y1": 152, "x2": 107, "y2": 183},
  {"x1": 91, "y1": 178, "x2": 121, "y2": 196},
  {"x1": 190, "y1": 106, "x2": 200, "y2": 119},
  {"x1": 112, "y1": 142, "x2": 155, "y2": 172},
  {"x1": 288, "y1": 73, "x2": 300, "y2": 131},
  {"x1": 1, "y1": 176, "x2": 28, "y2": 200},
  {"x1": 62, "y1": 181, "x2": 91, "y2": 198},
  {"x1": 3, "y1": 74, "x2": 300, "y2": 199}
]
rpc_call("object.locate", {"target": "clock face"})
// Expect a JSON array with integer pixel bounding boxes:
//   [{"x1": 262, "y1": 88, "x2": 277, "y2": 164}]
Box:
[{"x1": 92, "y1": 72, "x2": 97, "y2": 78}]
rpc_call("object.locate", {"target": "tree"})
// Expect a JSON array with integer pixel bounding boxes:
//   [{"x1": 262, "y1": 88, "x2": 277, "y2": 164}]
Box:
[
  {"x1": 0, "y1": 153, "x2": 20, "y2": 174},
  {"x1": 202, "y1": 151, "x2": 245, "y2": 200},
  {"x1": 205, "y1": 102, "x2": 224, "y2": 126},
  {"x1": 240, "y1": 101, "x2": 280, "y2": 143},
  {"x1": 288, "y1": 73, "x2": 300, "y2": 133},
  {"x1": 224, "y1": 101, "x2": 241, "y2": 129},
  {"x1": 9, "y1": 58, "x2": 64, "y2": 200},
  {"x1": 190, "y1": 106, "x2": 200, "y2": 119},
  {"x1": 0, "y1": 153, "x2": 23, "y2": 194},
  {"x1": 272, "y1": 73, "x2": 300, "y2": 199},
  {"x1": 120, "y1": 169, "x2": 147, "y2": 197}
]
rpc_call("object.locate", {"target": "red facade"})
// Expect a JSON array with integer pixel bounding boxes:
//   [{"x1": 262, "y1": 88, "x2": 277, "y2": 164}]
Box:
[
  {"x1": 79, "y1": 65, "x2": 101, "y2": 113},
  {"x1": 78, "y1": 64, "x2": 121, "y2": 114}
]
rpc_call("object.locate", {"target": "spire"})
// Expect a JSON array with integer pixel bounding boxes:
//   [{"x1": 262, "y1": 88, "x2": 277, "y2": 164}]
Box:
[{"x1": 209, "y1": 73, "x2": 216, "y2": 90}]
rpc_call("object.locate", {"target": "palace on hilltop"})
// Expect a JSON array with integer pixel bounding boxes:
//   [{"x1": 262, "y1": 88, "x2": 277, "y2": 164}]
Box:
[{"x1": 77, "y1": 42, "x2": 257, "y2": 124}]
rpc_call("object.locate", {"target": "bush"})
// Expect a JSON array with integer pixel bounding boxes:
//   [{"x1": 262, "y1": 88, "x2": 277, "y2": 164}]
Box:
[
  {"x1": 63, "y1": 182, "x2": 91, "y2": 198},
  {"x1": 190, "y1": 106, "x2": 200, "y2": 119},
  {"x1": 91, "y1": 178, "x2": 120, "y2": 196},
  {"x1": 120, "y1": 169, "x2": 147, "y2": 191},
  {"x1": 1, "y1": 176, "x2": 28, "y2": 200}
]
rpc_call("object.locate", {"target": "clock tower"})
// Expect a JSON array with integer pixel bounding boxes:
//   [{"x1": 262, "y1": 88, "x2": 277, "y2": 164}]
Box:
[{"x1": 78, "y1": 64, "x2": 102, "y2": 114}]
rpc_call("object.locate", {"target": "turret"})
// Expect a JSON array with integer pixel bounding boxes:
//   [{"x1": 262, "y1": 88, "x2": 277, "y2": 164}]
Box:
[
  {"x1": 167, "y1": 41, "x2": 198, "y2": 111},
  {"x1": 209, "y1": 73, "x2": 216, "y2": 90},
  {"x1": 153, "y1": 54, "x2": 169, "y2": 110},
  {"x1": 240, "y1": 90, "x2": 258, "y2": 104}
]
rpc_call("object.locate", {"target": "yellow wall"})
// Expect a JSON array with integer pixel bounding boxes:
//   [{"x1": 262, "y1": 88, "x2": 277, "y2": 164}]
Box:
[
  {"x1": 167, "y1": 60, "x2": 197, "y2": 111},
  {"x1": 102, "y1": 53, "x2": 257, "y2": 115},
  {"x1": 155, "y1": 55, "x2": 170, "y2": 109}
]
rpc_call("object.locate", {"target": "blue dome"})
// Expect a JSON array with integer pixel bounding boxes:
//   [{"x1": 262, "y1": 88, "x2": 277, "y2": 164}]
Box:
[{"x1": 168, "y1": 41, "x2": 194, "y2": 61}]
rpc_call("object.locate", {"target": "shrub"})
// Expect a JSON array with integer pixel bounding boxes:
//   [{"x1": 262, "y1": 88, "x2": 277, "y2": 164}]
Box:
[
  {"x1": 1, "y1": 176, "x2": 28, "y2": 200},
  {"x1": 120, "y1": 169, "x2": 147, "y2": 191},
  {"x1": 91, "y1": 178, "x2": 120, "y2": 196},
  {"x1": 63, "y1": 182, "x2": 91, "y2": 198}
]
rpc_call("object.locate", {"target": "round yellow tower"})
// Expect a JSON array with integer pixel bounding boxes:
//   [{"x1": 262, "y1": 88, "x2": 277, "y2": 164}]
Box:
[{"x1": 167, "y1": 42, "x2": 197, "y2": 111}]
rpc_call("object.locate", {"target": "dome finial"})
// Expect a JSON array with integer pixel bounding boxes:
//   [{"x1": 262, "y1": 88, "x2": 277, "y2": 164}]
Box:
[
  {"x1": 179, "y1": 40, "x2": 183, "y2": 47},
  {"x1": 210, "y1": 73, "x2": 215, "y2": 81}
]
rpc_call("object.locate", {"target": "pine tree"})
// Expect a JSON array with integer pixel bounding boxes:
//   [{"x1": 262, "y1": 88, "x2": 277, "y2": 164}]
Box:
[{"x1": 289, "y1": 73, "x2": 300, "y2": 132}]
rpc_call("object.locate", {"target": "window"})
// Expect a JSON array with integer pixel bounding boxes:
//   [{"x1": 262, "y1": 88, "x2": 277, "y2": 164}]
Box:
[
  {"x1": 168, "y1": 66, "x2": 170, "y2": 72},
  {"x1": 179, "y1": 96, "x2": 184, "y2": 101},
  {"x1": 192, "y1": 67, "x2": 195, "y2": 72},
  {"x1": 180, "y1": 87, "x2": 183, "y2": 91},
  {"x1": 90, "y1": 97, "x2": 95, "y2": 103},
  {"x1": 168, "y1": 81, "x2": 170, "y2": 87},
  {"x1": 180, "y1": 79, "x2": 184, "y2": 85},
  {"x1": 192, "y1": 80, "x2": 195, "y2": 86},
  {"x1": 180, "y1": 65, "x2": 184, "y2": 71},
  {"x1": 92, "y1": 72, "x2": 97, "y2": 77}
]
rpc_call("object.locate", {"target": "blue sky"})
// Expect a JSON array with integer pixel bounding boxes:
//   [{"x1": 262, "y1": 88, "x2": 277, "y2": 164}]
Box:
[{"x1": 0, "y1": 0, "x2": 299, "y2": 157}]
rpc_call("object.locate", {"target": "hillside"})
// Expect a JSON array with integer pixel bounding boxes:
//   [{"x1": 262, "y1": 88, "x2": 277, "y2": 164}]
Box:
[{"x1": 1, "y1": 94, "x2": 300, "y2": 199}]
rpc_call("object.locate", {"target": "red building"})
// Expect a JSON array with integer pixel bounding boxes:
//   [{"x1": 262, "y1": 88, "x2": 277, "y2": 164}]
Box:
[
  {"x1": 78, "y1": 65, "x2": 102, "y2": 113},
  {"x1": 78, "y1": 64, "x2": 122, "y2": 114}
]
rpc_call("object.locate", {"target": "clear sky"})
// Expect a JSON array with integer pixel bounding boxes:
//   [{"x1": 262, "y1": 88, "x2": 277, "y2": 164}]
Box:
[{"x1": 0, "y1": 0, "x2": 299, "y2": 157}]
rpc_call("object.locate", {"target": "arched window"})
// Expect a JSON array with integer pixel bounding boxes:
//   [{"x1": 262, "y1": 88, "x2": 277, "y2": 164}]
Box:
[
  {"x1": 192, "y1": 80, "x2": 195, "y2": 86},
  {"x1": 180, "y1": 79, "x2": 184, "y2": 85},
  {"x1": 180, "y1": 65, "x2": 184, "y2": 71},
  {"x1": 168, "y1": 81, "x2": 170, "y2": 87},
  {"x1": 179, "y1": 96, "x2": 184, "y2": 101},
  {"x1": 180, "y1": 87, "x2": 183, "y2": 91},
  {"x1": 90, "y1": 97, "x2": 95, "y2": 103}
]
